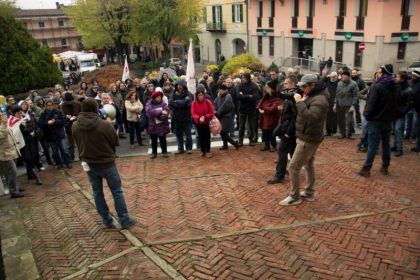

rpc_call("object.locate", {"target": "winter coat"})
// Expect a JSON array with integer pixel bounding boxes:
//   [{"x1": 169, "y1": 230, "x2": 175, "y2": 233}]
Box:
[
  {"x1": 111, "y1": 92, "x2": 124, "y2": 111},
  {"x1": 411, "y1": 78, "x2": 420, "y2": 113},
  {"x1": 19, "y1": 111, "x2": 40, "y2": 161},
  {"x1": 238, "y1": 82, "x2": 260, "y2": 113},
  {"x1": 274, "y1": 89, "x2": 299, "y2": 138},
  {"x1": 7, "y1": 116, "x2": 25, "y2": 150},
  {"x1": 61, "y1": 100, "x2": 82, "y2": 133},
  {"x1": 72, "y1": 112, "x2": 118, "y2": 167},
  {"x1": 326, "y1": 79, "x2": 338, "y2": 109},
  {"x1": 38, "y1": 108, "x2": 67, "y2": 142},
  {"x1": 395, "y1": 82, "x2": 413, "y2": 118},
  {"x1": 0, "y1": 122, "x2": 20, "y2": 161},
  {"x1": 146, "y1": 101, "x2": 170, "y2": 136},
  {"x1": 227, "y1": 86, "x2": 239, "y2": 112},
  {"x1": 364, "y1": 77, "x2": 399, "y2": 123},
  {"x1": 352, "y1": 76, "x2": 366, "y2": 91},
  {"x1": 125, "y1": 99, "x2": 143, "y2": 122},
  {"x1": 169, "y1": 80, "x2": 193, "y2": 123},
  {"x1": 295, "y1": 86, "x2": 330, "y2": 143},
  {"x1": 214, "y1": 92, "x2": 235, "y2": 132},
  {"x1": 335, "y1": 79, "x2": 359, "y2": 107},
  {"x1": 191, "y1": 98, "x2": 215, "y2": 125},
  {"x1": 257, "y1": 94, "x2": 281, "y2": 130}
]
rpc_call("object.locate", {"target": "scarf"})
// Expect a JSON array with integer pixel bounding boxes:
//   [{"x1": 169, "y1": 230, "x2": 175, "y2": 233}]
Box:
[
  {"x1": 8, "y1": 115, "x2": 21, "y2": 128},
  {"x1": 377, "y1": 76, "x2": 394, "y2": 84}
]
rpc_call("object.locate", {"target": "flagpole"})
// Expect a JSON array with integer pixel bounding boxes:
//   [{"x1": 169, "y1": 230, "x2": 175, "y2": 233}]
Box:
[{"x1": 186, "y1": 38, "x2": 196, "y2": 94}]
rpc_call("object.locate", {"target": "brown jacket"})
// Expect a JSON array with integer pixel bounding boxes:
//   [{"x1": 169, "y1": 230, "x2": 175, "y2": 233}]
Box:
[
  {"x1": 295, "y1": 86, "x2": 329, "y2": 143},
  {"x1": 72, "y1": 112, "x2": 118, "y2": 167}
]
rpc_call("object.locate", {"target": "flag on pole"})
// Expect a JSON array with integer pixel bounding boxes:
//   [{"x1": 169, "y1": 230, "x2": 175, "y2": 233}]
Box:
[
  {"x1": 122, "y1": 56, "x2": 130, "y2": 82},
  {"x1": 186, "y1": 38, "x2": 196, "y2": 94}
]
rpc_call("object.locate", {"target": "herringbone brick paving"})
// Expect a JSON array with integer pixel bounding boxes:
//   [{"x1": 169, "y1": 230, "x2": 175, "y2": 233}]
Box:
[{"x1": 9, "y1": 137, "x2": 420, "y2": 279}]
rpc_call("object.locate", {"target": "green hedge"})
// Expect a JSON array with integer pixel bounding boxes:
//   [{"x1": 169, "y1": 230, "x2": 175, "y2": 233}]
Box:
[{"x1": 0, "y1": 6, "x2": 63, "y2": 96}]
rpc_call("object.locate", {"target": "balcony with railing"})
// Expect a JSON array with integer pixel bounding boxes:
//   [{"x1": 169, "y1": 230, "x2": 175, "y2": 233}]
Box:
[
  {"x1": 401, "y1": 16, "x2": 410, "y2": 30},
  {"x1": 206, "y1": 22, "x2": 226, "y2": 32},
  {"x1": 336, "y1": 16, "x2": 344, "y2": 29},
  {"x1": 356, "y1": 17, "x2": 364, "y2": 30}
]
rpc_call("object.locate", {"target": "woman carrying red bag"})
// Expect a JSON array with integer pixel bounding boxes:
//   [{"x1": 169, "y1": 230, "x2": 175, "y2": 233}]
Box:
[{"x1": 192, "y1": 85, "x2": 215, "y2": 158}]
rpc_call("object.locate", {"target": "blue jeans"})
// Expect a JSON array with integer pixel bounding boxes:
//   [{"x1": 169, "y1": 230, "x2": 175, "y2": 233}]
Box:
[
  {"x1": 359, "y1": 118, "x2": 369, "y2": 148},
  {"x1": 49, "y1": 139, "x2": 72, "y2": 167},
  {"x1": 262, "y1": 129, "x2": 276, "y2": 148},
  {"x1": 405, "y1": 108, "x2": 417, "y2": 139},
  {"x1": 363, "y1": 122, "x2": 391, "y2": 168},
  {"x1": 393, "y1": 116, "x2": 405, "y2": 152},
  {"x1": 87, "y1": 163, "x2": 131, "y2": 227},
  {"x1": 175, "y1": 121, "x2": 192, "y2": 151}
]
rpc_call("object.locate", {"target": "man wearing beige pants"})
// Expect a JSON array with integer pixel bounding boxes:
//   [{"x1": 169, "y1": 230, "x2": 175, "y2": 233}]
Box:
[{"x1": 279, "y1": 74, "x2": 329, "y2": 206}]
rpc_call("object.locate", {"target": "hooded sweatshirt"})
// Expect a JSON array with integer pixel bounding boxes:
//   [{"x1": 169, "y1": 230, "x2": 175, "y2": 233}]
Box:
[
  {"x1": 72, "y1": 112, "x2": 118, "y2": 168},
  {"x1": 169, "y1": 79, "x2": 193, "y2": 122}
]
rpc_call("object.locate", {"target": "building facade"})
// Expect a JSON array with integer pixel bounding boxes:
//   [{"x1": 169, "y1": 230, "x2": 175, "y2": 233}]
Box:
[
  {"x1": 16, "y1": 5, "x2": 82, "y2": 54},
  {"x1": 248, "y1": 0, "x2": 420, "y2": 76},
  {"x1": 198, "y1": 0, "x2": 248, "y2": 65}
]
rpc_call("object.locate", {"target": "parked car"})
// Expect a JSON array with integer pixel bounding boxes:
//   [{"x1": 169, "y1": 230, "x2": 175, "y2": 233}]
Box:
[{"x1": 408, "y1": 61, "x2": 420, "y2": 74}]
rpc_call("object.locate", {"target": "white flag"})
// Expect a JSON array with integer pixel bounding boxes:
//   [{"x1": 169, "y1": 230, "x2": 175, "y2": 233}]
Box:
[
  {"x1": 186, "y1": 38, "x2": 196, "y2": 94},
  {"x1": 122, "y1": 56, "x2": 130, "y2": 82}
]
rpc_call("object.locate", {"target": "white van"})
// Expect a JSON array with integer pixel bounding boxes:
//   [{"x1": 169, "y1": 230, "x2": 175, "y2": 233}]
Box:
[{"x1": 77, "y1": 53, "x2": 100, "y2": 74}]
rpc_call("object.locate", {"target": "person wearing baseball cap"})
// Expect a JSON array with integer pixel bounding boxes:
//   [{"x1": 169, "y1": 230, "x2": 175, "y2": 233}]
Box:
[
  {"x1": 358, "y1": 64, "x2": 400, "y2": 177},
  {"x1": 278, "y1": 74, "x2": 329, "y2": 206}
]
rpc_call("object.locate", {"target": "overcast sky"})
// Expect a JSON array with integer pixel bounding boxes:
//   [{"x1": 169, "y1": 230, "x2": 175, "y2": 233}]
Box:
[{"x1": 16, "y1": 0, "x2": 73, "y2": 9}]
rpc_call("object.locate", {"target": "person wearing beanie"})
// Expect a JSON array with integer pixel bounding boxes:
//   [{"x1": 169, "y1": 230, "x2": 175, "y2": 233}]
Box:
[
  {"x1": 358, "y1": 64, "x2": 399, "y2": 177},
  {"x1": 238, "y1": 72, "x2": 260, "y2": 146},
  {"x1": 61, "y1": 91, "x2": 81, "y2": 160},
  {"x1": 39, "y1": 100, "x2": 73, "y2": 169},
  {"x1": 72, "y1": 98, "x2": 136, "y2": 230},
  {"x1": 169, "y1": 79, "x2": 194, "y2": 154},
  {"x1": 334, "y1": 69, "x2": 359, "y2": 139},
  {"x1": 191, "y1": 87, "x2": 215, "y2": 157},
  {"x1": 146, "y1": 91, "x2": 170, "y2": 158}
]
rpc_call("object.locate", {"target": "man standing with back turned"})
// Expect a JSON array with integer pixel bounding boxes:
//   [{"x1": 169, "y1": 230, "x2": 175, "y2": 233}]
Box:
[
  {"x1": 279, "y1": 74, "x2": 329, "y2": 206},
  {"x1": 73, "y1": 98, "x2": 135, "y2": 229}
]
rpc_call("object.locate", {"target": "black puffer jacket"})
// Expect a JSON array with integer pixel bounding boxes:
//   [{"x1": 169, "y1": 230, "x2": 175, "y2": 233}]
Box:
[
  {"x1": 169, "y1": 79, "x2": 193, "y2": 123},
  {"x1": 295, "y1": 85, "x2": 330, "y2": 143},
  {"x1": 364, "y1": 77, "x2": 399, "y2": 123},
  {"x1": 395, "y1": 82, "x2": 413, "y2": 118},
  {"x1": 411, "y1": 78, "x2": 420, "y2": 113},
  {"x1": 38, "y1": 108, "x2": 66, "y2": 141},
  {"x1": 238, "y1": 75, "x2": 259, "y2": 114},
  {"x1": 274, "y1": 88, "x2": 299, "y2": 138}
]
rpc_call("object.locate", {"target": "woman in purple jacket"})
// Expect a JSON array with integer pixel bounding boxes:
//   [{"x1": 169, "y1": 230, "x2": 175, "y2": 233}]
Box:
[{"x1": 146, "y1": 91, "x2": 170, "y2": 159}]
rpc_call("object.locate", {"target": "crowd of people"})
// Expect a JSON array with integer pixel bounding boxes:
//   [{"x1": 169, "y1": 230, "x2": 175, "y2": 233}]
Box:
[{"x1": 1, "y1": 64, "x2": 419, "y2": 207}]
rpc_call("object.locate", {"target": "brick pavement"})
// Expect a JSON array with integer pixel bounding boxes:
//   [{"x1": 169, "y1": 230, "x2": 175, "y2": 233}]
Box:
[{"x1": 1, "y1": 137, "x2": 419, "y2": 279}]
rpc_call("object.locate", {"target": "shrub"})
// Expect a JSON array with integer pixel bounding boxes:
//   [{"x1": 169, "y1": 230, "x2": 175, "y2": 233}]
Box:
[
  {"x1": 0, "y1": 4, "x2": 63, "y2": 96},
  {"x1": 221, "y1": 53, "x2": 265, "y2": 75}
]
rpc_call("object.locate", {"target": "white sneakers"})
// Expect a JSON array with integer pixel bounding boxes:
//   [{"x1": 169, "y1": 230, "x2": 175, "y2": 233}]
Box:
[{"x1": 279, "y1": 192, "x2": 315, "y2": 206}]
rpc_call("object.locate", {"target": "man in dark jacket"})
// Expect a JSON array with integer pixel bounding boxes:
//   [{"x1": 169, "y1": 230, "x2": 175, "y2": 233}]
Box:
[
  {"x1": 392, "y1": 71, "x2": 412, "y2": 156},
  {"x1": 279, "y1": 74, "x2": 329, "y2": 206},
  {"x1": 267, "y1": 75, "x2": 300, "y2": 184},
  {"x1": 169, "y1": 79, "x2": 194, "y2": 154},
  {"x1": 325, "y1": 72, "x2": 339, "y2": 136},
  {"x1": 358, "y1": 64, "x2": 399, "y2": 177},
  {"x1": 72, "y1": 98, "x2": 135, "y2": 229},
  {"x1": 410, "y1": 70, "x2": 420, "y2": 153},
  {"x1": 61, "y1": 92, "x2": 81, "y2": 160},
  {"x1": 38, "y1": 98, "x2": 72, "y2": 169},
  {"x1": 351, "y1": 69, "x2": 366, "y2": 127},
  {"x1": 238, "y1": 73, "x2": 259, "y2": 146}
]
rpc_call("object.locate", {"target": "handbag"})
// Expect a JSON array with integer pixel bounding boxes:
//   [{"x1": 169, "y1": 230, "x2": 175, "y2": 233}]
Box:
[{"x1": 209, "y1": 116, "x2": 222, "y2": 136}]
